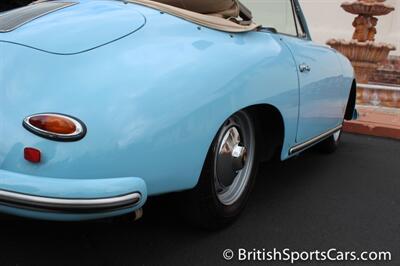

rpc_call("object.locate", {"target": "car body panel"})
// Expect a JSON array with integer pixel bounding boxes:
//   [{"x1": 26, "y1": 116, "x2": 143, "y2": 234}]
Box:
[
  {"x1": 281, "y1": 36, "x2": 348, "y2": 143},
  {"x1": 0, "y1": 0, "x2": 146, "y2": 54},
  {"x1": 0, "y1": 0, "x2": 354, "y2": 220},
  {"x1": 0, "y1": 19, "x2": 299, "y2": 195}
]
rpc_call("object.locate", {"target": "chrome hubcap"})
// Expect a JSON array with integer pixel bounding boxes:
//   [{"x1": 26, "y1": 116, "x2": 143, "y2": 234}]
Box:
[
  {"x1": 214, "y1": 112, "x2": 255, "y2": 206},
  {"x1": 216, "y1": 127, "x2": 247, "y2": 187}
]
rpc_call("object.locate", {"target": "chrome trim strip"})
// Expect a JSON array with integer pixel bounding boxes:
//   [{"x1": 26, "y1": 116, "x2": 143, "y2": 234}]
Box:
[
  {"x1": 289, "y1": 125, "x2": 342, "y2": 155},
  {"x1": 0, "y1": 190, "x2": 141, "y2": 212}
]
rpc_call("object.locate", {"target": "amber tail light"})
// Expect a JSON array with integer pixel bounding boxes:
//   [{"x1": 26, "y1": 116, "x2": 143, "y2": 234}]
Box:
[{"x1": 23, "y1": 113, "x2": 87, "y2": 142}]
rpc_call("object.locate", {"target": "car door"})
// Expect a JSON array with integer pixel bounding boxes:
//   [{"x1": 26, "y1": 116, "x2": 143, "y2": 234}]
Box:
[
  {"x1": 241, "y1": 0, "x2": 346, "y2": 144},
  {"x1": 280, "y1": 1, "x2": 345, "y2": 143}
]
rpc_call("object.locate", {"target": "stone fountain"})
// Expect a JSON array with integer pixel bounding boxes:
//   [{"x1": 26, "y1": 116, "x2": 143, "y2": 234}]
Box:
[{"x1": 327, "y1": 0, "x2": 397, "y2": 106}]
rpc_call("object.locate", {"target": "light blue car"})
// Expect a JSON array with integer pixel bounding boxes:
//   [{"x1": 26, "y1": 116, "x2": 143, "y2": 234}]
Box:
[{"x1": 0, "y1": 0, "x2": 356, "y2": 228}]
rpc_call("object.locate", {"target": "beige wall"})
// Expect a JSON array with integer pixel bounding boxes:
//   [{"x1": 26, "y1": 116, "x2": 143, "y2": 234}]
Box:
[{"x1": 299, "y1": 0, "x2": 400, "y2": 56}]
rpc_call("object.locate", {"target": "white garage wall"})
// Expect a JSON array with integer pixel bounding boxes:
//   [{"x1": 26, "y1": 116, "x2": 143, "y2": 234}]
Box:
[{"x1": 299, "y1": 0, "x2": 399, "y2": 56}]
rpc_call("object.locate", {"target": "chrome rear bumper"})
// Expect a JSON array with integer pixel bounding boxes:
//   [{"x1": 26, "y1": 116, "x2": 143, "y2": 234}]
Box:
[{"x1": 0, "y1": 189, "x2": 141, "y2": 213}]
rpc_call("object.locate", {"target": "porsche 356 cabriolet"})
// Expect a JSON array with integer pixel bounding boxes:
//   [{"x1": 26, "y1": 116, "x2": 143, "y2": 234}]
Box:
[{"x1": 0, "y1": 0, "x2": 356, "y2": 227}]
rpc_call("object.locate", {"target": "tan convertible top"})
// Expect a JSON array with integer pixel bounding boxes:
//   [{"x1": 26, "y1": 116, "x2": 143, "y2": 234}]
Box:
[
  {"x1": 155, "y1": 0, "x2": 239, "y2": 17},
  {"x1": 126, "y1": 0, "x2": 260, "y2": 33}
]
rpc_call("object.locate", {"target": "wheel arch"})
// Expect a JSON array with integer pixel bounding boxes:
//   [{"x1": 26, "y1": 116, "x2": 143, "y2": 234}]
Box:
[
  {"x1": 192, "y1": 103, "x2": 286, "y2": 193},
  {"x1": 245, "y1": 104, "x2": 285, "y2": 162},
  {"x1": 207, "y1": 104, "x2": 286, "y2": 165}
]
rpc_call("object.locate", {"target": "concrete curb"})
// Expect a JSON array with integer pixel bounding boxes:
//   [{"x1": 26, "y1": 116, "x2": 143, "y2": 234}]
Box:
[{"x1": 343, "y1": 106, "x2": 400, "y2": 140}]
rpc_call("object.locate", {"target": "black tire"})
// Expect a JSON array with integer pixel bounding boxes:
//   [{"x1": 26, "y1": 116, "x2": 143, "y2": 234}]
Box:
[
  {"x1": 181, "y1": 111, "x2": 259, "y2": 230},
  {"x1": 318, "y1": 130, "x2": 342, "y2": 154}
]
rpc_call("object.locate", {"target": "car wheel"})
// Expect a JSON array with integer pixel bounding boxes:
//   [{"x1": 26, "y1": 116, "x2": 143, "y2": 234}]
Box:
[
  {"x1": 182, "y1": 110, "x2": 259, "y2": 229},
  {"x1": 318, "y1": 129, "x2": 342, "y2": 154}
]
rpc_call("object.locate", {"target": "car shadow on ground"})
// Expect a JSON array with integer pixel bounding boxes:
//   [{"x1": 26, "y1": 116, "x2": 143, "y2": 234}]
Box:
[{"x1": 0, "y1": 134, "x2": 399, "y2": 265}]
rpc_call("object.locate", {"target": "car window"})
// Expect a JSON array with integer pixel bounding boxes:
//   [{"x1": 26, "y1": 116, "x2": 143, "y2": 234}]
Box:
[{"x1": 240, "y1": 0, "x2": 298, "y2": 36}]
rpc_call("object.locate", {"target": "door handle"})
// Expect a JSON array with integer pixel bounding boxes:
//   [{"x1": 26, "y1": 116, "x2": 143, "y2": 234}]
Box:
[{"x1": 299, "y1": 63, "x2": 311, "y2": 73}]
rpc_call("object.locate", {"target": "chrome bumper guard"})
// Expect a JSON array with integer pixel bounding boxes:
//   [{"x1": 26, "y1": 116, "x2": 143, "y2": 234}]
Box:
[{"x1": 0, "y1": 189, "x2": 141, "y2": 213}]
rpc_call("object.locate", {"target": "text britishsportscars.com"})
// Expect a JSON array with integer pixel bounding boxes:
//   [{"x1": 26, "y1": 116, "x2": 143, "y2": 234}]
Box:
[{"x1": 222, "y1": 248, "x2": 392, "y2": 264}]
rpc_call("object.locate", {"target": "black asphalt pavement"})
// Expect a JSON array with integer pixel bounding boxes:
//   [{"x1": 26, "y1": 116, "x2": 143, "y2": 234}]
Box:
[{"x1": 0, "y1": 133, "x2": 399, "y2": 266}]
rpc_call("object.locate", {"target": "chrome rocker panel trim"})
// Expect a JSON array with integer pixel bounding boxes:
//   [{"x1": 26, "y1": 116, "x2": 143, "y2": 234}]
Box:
[
  {"x1": 289, "y1": 125, "x2": 342, "y2": 155},
  {"x1": 0, "y1": 190, "x2": 141, "y2": 213}
]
